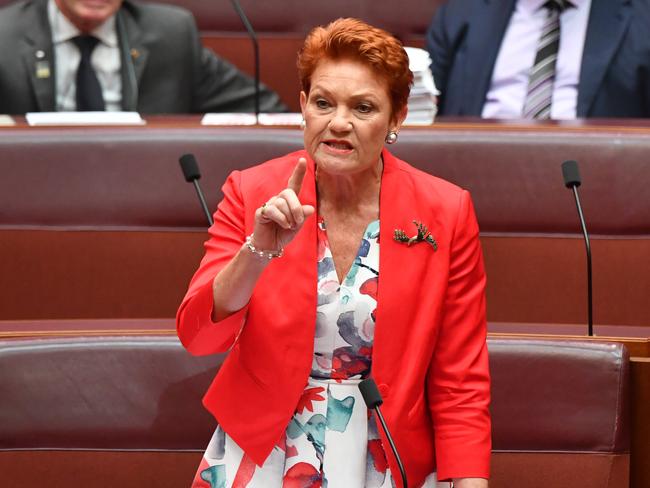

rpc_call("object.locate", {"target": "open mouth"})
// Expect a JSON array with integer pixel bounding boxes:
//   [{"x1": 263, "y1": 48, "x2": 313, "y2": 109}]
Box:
[{"x1": 323, "y1": 140, "x2": 353, "y2": 151}]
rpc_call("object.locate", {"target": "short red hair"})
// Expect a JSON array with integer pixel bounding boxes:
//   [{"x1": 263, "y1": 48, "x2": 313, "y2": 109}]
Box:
[{"x1": 297, "y1": 18, "x2": 413, "y2": 118}]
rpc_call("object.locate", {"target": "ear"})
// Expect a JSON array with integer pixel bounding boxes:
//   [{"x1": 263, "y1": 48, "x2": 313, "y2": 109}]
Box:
[
  {"x1": 299, "y1": 91, "x2": 307, "y2": 117},
  {"x1": 391, "y1": 105, "x2": 408, "y2": 132}
]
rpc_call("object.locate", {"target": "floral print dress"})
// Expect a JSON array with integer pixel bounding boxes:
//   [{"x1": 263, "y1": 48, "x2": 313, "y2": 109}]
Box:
[{"x1": 192, "y1": 218, "x2": 446, "y2": 488}]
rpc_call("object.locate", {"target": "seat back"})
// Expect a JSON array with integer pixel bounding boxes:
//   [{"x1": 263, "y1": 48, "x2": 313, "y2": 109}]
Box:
[
  {"x1": 489, "y1": 338, "x2": 631, "y2": 488},
  {"x1": 0, "y1": 335, "x2": 223, "y2": 488},
  {"x1": 0, "y1": 335, "x2": 631, "y2": 487},
  {"x1": 2, "y1": 124, "x2": 649, "y2": 332}
]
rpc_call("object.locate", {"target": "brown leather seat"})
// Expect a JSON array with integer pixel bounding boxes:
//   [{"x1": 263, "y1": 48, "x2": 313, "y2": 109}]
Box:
[
  {"x1": 489, "y1": 338, "x2": 631, "y2": 488},
  {"x1": 0, "y1": 335, "x2": 223, "y2": 488},
  {"x1": 0, "y1": 335, "x2": 630, "y2": 487}
]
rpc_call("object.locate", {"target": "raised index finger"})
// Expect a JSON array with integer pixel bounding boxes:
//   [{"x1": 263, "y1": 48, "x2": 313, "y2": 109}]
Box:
[{"x1": 287, "y1": 157, "x2": 307, "y2": 194}]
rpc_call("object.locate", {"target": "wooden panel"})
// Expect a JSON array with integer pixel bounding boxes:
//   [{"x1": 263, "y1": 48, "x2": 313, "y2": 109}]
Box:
[
  {"x1": 491, "y1": 452, "x2": 629, "y2": 488},
  {"x1": 475, "y1": 236, "x2": 650, "y2": 328},
  {"x1": 630, "y1": 358, "x2": 650, "y2": 488},
  {"x1": 0, "y1": 230, "x2": 205, "y2": 320},
  {"x1": 0, "y1": 450, "x2": 203, "y2": 488}
]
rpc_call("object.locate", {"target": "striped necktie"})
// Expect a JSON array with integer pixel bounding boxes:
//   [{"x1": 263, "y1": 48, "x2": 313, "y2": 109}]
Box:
[{"x1": 522, "y1": 0, "x2": 571, "y2": 119}]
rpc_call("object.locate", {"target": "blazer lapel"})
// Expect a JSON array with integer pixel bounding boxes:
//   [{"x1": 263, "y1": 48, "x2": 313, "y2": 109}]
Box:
[
  {"x1": 463, "y1": 0, "x2": 517, "y2": 114},
  {"x1": 116, "y1": 7, "x2": 149, "y2": 111},
  {"x1": 22, "y1": 0, "x2": 56, "y2": 111},
  {"x1": 276, "y1": 154, "x2": 318, "y2": 358},
  {"x1": 372, "y1": 150, "x2": 441, "y2": 374},
  {"x1": 578, "y1": 0, "x2": 632, "y2": 116}
]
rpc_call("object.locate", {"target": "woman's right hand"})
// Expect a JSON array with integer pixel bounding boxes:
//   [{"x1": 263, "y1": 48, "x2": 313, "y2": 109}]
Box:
[{"x1": 250, "y1": 157, "x2": 315, "y2": 253}]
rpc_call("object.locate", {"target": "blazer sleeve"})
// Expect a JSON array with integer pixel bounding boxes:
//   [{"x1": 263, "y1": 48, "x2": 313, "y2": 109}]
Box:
[
  {"x1": 176, "y1": 170, "x2": 251, "y2": 356},
  {"x1": 426, "y1": 190, "x2": 491, "y2": 480}
]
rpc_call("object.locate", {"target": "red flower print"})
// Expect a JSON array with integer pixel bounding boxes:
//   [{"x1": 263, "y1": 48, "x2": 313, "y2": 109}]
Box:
[
  {"x1": 286, "y1": 444, "x2": 299, "y2": 458},
  {"x1": 283, "y1": 462, "x2": 322, "y2": 488},
  {"x1": 295, "y1": 387, "x2": 325, "y2": 414},
  {"x1": 276, "y1": 437, "x2": 299, "y2": 458},
  {"x1": 359, "y1": 277, "x2": 378, "y2": 300},
  {"x1": 232, "y1": 454, "x2": 256, "y2": 488},
  {"x1": 368, "y1": 439, "x2": 388, "y2": 473},
  {"x1": 358, "y1": 346, "x2": 373, "y2": 357}
]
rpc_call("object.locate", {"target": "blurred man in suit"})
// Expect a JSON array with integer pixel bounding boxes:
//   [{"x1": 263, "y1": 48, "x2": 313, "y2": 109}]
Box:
[
  {"x1": 0, "y1": 0, "x2": 287, "y2": 114},
  {"x1": 426, "y1": 0, "x2": 650, "y2": 119}
]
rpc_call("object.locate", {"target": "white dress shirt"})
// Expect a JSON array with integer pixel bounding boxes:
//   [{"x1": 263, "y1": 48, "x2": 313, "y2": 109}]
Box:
[
  {"x1": 48, "y1": 0, "x2": 122, "y2": 111},
  {"x1": 482, "y1": 0, "x2": 591, "y2": 119}
]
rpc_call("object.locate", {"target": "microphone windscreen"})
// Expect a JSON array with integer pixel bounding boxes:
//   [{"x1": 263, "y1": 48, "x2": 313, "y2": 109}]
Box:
[
  {"x1": 179, "y1": 153, "x2": 201, "y2": 182},
  {"x1": 359, "y1": 378, "x2": 383, "y2": 409},
  {"x1": 562, "y1": 160, "x2": 581, "y2": 188}
]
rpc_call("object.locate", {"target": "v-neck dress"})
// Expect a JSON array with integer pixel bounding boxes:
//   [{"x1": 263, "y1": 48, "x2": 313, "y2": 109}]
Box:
[{"x1": 191, "y1": 219, "x2": 446, "y2": 488}]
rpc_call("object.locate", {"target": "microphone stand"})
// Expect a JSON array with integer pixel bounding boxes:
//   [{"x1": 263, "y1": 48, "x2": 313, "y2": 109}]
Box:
[
  {"x1": 562, "y1": 160, "x2": 593, "y2": 336},
  {"x1": 359, "y1": 378, "x2": 408, "y2": 488},
  {"x1": 230, "y1": 0, "x2": 260, "y2": 123},
  {"x1": 570, "y1": 184, "x2": 593, "y2": 336},
  {"x1": 191, "y1": 178, "x2": 213, "y2": 227}
]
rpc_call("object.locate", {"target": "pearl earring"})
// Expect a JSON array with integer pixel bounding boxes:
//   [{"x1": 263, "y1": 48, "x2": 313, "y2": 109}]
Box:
[{"x1": 385, "y1": 131, "x2": 398, "y2": 144}]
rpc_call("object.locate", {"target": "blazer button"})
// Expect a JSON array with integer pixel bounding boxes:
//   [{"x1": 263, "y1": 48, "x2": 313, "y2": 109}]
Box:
[{"x1": 377, "y1": 383, "x2": 390, "y2": 399}]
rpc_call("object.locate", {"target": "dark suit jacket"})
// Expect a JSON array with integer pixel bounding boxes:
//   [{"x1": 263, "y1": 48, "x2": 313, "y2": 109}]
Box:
[
  {"x1": 0, "y1": 0, "x2": 286, "y2": 114},
  {"x1": 426, "y1": 0, "x2": 650, "y2": 118}
]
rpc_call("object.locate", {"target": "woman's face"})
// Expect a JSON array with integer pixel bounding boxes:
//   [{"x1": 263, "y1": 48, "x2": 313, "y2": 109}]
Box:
[{"x1": 300, "y1": 58, "x2": 400, "y2": 177}]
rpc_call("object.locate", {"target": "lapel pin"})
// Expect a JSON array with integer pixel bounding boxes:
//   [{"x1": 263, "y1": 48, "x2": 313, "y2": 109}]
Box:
[
  {"x1": 130, "y1": 48, "x2": 140, "y2": 59},
  {"x1": 394, "y1": 220, "x2": 438, "y2": 250},
  {"x1": 35, "y1": 60, "x2": 50, "y2": 79}
]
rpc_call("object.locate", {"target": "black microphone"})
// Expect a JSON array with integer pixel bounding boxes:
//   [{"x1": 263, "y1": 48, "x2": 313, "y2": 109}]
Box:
[
  {"x1": 562, "y1": 160, "x2": 593, "y2": 336},
  {"x1": 179, "y1": 154, "x2": 213, "y2": 227},
  {"x1": 230, "y1": 0, "x2": 260, "y2": 122},
  {"x1": 359, "y1": 378, "x2": 408, "y2": 488}
]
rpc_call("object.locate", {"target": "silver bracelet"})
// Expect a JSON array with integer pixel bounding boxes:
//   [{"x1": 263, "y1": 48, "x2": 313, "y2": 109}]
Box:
[{"x1": 245, "y1": 234, "x2": 283, "y2": 260}]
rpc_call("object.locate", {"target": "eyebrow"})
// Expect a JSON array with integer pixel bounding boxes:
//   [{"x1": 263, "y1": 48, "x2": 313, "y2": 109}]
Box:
[{"x1": 309, "y1": 85, "x2": 381, "y2": 103}]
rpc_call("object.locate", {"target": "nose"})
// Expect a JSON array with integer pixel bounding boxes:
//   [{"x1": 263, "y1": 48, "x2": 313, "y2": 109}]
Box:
[{"x1": 328, "y1": 107, "x2": 352, "y2": 133}]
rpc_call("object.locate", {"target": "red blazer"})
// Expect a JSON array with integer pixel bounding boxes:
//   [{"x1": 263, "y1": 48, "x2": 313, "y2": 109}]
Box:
[{"x1": 176, "y1": 149, "x2": 491, "y2": 485}]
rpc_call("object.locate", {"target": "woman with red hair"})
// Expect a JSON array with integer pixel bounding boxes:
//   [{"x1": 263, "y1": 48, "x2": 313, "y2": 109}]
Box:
[{"x1": 177, "y1": 18, "x2": 490, "y2": 488}]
